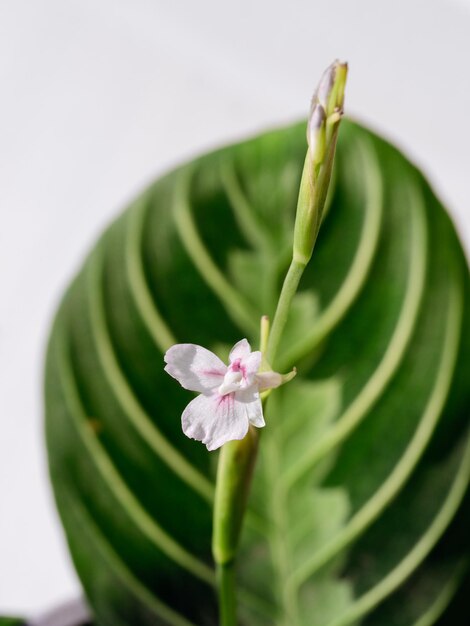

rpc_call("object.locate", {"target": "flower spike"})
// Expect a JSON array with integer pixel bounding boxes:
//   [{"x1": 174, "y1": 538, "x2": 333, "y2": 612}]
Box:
[{"x1": 293, "y1": 59, "x2": 348, "y2": 266}]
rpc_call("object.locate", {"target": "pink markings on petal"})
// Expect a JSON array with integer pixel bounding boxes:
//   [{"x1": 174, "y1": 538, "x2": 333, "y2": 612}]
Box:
[
  {"x1": 164, "y1": 344, "x2": 226, "y2": 393},
  {"x1": 230, "y1": 359, "x2": 242, "y2": 372},
  {"x1": 226, "y1": 343, "x2": 262, "y2": 388},
  {"x1": 201, "y1": 369, "x2": 227, "y2": 377},
  {"x1": 182, "y1": 391, "x2": 249, "y2": 451},
  {"x1": 215, "y1": 392, "x2": 234, "y2": 410},
  {"x1": 227, "y1": 358, "x2": 247, "y2": 379},
  {"x1": 239, "y1": 350, "x2": 262, "y2": 387},
  {"x1": 165, "y1": 338, "x2": 273, "y2": 450}
]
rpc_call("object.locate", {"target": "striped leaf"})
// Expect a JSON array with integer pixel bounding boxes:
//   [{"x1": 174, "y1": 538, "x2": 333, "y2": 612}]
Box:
[{"x1": 45, "y1": 120, "x2": 470, "y2": 625}]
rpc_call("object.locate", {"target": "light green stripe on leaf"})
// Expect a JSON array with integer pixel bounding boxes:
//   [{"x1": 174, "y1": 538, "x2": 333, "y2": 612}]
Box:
[
  {"x1": 87, "y1": 245, "x2": 214, "y2": 503},
  {"x1": 410, "y1": 561, "x2": 467, "y2": 626},
  {"x1": 61, "y1": 489, "x2": 199, "y2": 626},
  {"x1": 284, "y1": 176, "x2": 428, "y2": 488},
  {"x1": 220, "y1": 159, "x2": 274, "y2": 253},
  {"x1": 125, "y1": 197, "x2": 177, "y2": 352},
  {"x1": 288, "y1": 266, "x2": 463, "y2": 590},
  {"x1": 173, "y1": 168, "x2": 259, "y2": 336},
  {"x1": 55, "y1": 326, "x2": 215, "y2": 586},
  {"x1": 323, "y1": 429, "x2": 470, "y2": 626}
]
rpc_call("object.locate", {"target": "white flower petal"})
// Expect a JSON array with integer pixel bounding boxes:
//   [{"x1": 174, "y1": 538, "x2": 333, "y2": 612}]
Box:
[
  {"x1": 164, "y1": 344, "x2": 226, "y2": 393},
  {"x1": 255, "y1": 370, "x2": 284, "y2": 391},
  {"x1": 235, "y1": 388, "x2": 265, "y2": 428},
  {"x1": 182, "y1": 392, "x2": 250, "y2": 451},
  {"x1": 229, "y1": 338, "x2": 251, "y2": 362},
  {"x1": 240, "y1": 350, "x2": 262, "y2": 386}
]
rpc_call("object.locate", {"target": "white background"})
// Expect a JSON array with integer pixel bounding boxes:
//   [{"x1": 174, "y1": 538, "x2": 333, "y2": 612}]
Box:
[{"x1": 1, "y1": 0, "x2": 469, "y2": 618}]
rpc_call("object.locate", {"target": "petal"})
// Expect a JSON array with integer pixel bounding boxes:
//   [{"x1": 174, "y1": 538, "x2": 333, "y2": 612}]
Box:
[
  {"x1": 164, "y1": 344, "x2": 226, "y2": 393},
  {"x1": 235, "y1": 388, "x2": 265, "y2": 428},
  {"x1": 182, "y1": 392, "x2": 249, "y2": 451},
  {"x1": 229, "y1": 338, "x2": 252, "y2": 362},
  {"x1": 240, "y1": 350, "x2": 262, "y2": 386},
  {"x1": 255, "y1": 370, "x2": 284, "y2": 391}
]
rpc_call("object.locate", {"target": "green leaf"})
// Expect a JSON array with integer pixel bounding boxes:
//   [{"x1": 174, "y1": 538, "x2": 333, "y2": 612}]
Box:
[{"x1": 45, "y1": 119, "x2": 470, "y2": 625}]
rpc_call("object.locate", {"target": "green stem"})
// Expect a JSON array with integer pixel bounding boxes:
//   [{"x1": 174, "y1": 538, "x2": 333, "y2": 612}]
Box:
[
  {"x1": 213, "y1": 428, "x2": 260, "y2": 625},
  {"x1": 266, "y1": 259, "x2": 306, "y2": 367},
  {"x1": 217, "y1": 562, "x2": 237, "y2": 626}
]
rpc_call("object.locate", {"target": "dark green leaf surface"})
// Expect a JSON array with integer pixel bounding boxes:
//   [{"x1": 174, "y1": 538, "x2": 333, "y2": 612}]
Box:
[{"x1": 45, "y1": 120, "x2": 470, "y2": 625}]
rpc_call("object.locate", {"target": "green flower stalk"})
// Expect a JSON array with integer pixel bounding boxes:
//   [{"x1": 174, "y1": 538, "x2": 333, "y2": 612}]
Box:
[
  {"x1": 213, "y1": 60, "x2": 347, "y2": 626},
  {"x1": 212, "y1": 427, "x2": 260, "y2": 626},
  {"x1": 164, "y1": 61, "x2": 347, "y2": 626},
  {"x1": 267, "y1": 60, "x2": 348, "y2": 365}
]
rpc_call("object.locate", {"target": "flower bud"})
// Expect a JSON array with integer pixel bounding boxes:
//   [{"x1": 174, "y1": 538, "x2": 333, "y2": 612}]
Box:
[
  {"x1": 293, "y1": 60, "x2": 348, "y2": 265},
  {"x1": 307, "y1": 103, "x2": 326, "y2": 165},
  {"x1": 315, "y1": 63, "x2": 336, "y2": 110}
]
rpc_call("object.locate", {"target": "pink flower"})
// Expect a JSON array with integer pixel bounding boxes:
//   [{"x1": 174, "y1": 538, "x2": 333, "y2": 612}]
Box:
[{"x1": 164, "y1": 339, "x2": 285, "y2": 451}]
